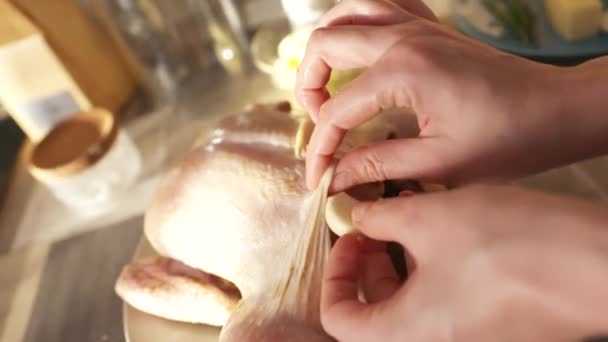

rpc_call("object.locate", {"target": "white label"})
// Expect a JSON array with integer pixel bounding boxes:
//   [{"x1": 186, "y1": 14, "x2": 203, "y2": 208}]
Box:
[{"x1": 20, "y1": 91, "x2": 79, "y2": 133}]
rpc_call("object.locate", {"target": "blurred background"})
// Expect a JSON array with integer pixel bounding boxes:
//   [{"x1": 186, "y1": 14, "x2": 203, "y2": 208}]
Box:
[{"x1": 0, "y1": 1, "x2": 607, "y2": 341}]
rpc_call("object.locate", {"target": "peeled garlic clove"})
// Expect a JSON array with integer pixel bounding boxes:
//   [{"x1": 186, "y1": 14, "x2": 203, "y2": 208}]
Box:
[
  {"x1": 325, "y1": 192, "x2": 358, "y2": 236},
  {"x1": 326, "y1": 182, "x2": 385, "y2": 236}
]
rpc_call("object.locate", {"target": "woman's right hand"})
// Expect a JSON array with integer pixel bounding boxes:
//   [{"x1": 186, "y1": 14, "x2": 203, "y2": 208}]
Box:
[{"x1": 296, "y1": 0, "x2": 608, "y2": 191}]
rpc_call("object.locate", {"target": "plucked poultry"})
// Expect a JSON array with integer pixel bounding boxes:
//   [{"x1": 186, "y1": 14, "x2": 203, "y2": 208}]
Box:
[{"x1": 115, "y1": 102, "x2": 420, "y2": 341}]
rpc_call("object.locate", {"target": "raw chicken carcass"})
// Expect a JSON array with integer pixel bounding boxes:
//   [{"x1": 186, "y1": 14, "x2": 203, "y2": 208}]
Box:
[{"x1": 116, "y1": 102, "x2": 419, "y2": 340}]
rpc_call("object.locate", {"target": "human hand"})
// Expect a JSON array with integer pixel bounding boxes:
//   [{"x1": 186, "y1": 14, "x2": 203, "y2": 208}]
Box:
[
  {"x1": 321, "y1": 184, "x2": 608, "y2": 341},
  {"x1": 296, "y1": 0, "x2": 608, "y2": 191}
]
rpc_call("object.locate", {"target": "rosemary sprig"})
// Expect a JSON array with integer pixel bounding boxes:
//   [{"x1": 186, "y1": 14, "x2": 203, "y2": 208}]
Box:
[{"x1": 482, "y1": 0, "x2": 537, "y2": 46}]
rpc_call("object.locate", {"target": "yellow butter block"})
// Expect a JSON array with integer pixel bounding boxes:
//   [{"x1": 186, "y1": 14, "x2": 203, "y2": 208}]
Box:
[{"x1": 544, "y1": 0, "x2": 603, "y2": 40}]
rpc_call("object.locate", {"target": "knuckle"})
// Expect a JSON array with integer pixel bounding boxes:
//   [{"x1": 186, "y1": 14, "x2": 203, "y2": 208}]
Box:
[
  {"x1": 309, "y1": 27, "x2": 331, "y2": 48},
  {"x1": 396, "y1": 38, "x2": 434, "y2": 68},
  {"x1": 353, "y1": 146, "x2": 388, "y2": 182},
  {"x1": 318, "y1": 100, "x2": 348, "y2": 131},
  {"x1": 317, "y1": 101, "x2": 333, "y2": 124},
  {"x1": 389, "y1": 22, "x2": 440, "y2": 64},
  {"x1": 394, "y1": 196, "x2": 424, "y2": 227},
  {"x1": 404, "y1": 18, "x2": 438, "y2": 35},
  {"x1": 354, "y1": 199, "x2": 381, "y2": 228}
]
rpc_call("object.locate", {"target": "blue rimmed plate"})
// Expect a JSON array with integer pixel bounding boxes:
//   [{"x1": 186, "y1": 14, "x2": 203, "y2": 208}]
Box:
[{"x1": 452, "y1": 0, "x2": 608, "y2": 59}]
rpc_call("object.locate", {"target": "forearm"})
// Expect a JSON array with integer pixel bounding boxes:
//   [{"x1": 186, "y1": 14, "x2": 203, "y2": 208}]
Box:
[{"x1": 569, "y1": 202, "x2": 608, "y2": 337}]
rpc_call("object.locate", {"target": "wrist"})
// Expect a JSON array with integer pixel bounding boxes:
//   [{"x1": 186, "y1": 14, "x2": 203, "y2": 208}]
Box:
[
  {"x1": 554, "y1": 58, "x2": 608, "y2": 160},
  {"x1": 508, "y1": 59, "x2": 608, "y2": 178}
]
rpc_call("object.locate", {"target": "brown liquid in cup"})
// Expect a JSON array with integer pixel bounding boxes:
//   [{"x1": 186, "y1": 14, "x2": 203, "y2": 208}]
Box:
[
  {"x1": 33, "y1": 120, "x2": 102, "y2": 169},
  {"x1": 29, "y1": 108, "x2": 116, "y2": 177}
]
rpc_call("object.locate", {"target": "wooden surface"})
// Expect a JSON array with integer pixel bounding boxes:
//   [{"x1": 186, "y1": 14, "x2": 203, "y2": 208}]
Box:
[{"x1": 23, "y1": 216, "x2": 142, "y2": 342}]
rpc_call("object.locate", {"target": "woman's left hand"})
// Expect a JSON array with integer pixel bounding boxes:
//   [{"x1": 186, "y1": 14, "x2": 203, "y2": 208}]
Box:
[{"x1": 321, "y1": 184, "x2": 608, "y2": 341}]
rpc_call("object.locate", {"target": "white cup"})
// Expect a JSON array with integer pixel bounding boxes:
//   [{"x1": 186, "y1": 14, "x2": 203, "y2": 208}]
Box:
[{"x1": 28, "y1": 108, "x2": 141, "y2": 210}]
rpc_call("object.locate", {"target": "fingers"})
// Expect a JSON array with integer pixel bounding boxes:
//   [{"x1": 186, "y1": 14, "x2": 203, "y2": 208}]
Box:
[
  {"x1": 321, "y1": 234, "x2": 391, "y2": 341},
  {"x1": 304, "y1": 54, "x2": 417, "y2": 189},
  {"x1": 360, "y1": 239, "x2": 401, "y2": 303},
  {"x1": 321, "y1": 234, "x2": 364, "y2": 317},
  {"x1": 303, "y1": 21, "x2": 447, "y2": 189},
  {"x1": 301, "y1": 0, "x2": 436, "y2": 124},
  {"x1": 318, "y1": 0, "x2": 437, "y2": 28},
  {"x1": 330, "y1": 138, "x2": 447, "y2": 193},
  {"x1": 296, "y1": 24, "x2": 413, "y2": 123},
  {"x1": 306, "y1": 121, "x2": 344, "y2": 189},
  {"x1": 352, "y1": 195, "x2": 436, "y2": 261}
]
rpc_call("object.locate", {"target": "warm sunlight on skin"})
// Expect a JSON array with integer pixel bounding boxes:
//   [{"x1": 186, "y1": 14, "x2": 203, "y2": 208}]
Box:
[
  {"x1": 322, "y1": 185, "x2": 608, "y2": 341},
  {"x1": 295, "y1": 0, "x2": 608, "y2": 341}
]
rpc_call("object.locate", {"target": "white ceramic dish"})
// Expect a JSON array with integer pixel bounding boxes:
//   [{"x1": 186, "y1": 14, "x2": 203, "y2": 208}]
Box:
[{"x1": 123, "y1": 238, "x2": 221, "y2": 342}]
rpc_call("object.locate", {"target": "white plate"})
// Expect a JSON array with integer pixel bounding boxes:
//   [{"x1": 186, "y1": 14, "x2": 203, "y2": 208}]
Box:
[{"x1": 123, "y1": 238, "x2": 221, "y2": 342}]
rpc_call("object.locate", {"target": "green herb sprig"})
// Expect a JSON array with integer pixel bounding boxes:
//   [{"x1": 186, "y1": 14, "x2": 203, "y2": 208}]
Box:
[{"x1": 482, "y1": 0, "x2": 537, "y2": 46}]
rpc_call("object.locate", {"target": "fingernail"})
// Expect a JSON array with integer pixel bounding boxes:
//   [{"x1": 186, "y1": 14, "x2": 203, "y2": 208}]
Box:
[{"x1": 306, "y1": 163, "x2": 316, "y2": 190}]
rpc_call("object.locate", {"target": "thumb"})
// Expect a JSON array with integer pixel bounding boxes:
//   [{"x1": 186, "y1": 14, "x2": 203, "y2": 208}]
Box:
[
  {"x1": 331, "y1": 137, "x2": 447, "y2": 193},
  {"x1": 321, "y1": 234, "x2": 394, "y2": 341}
]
